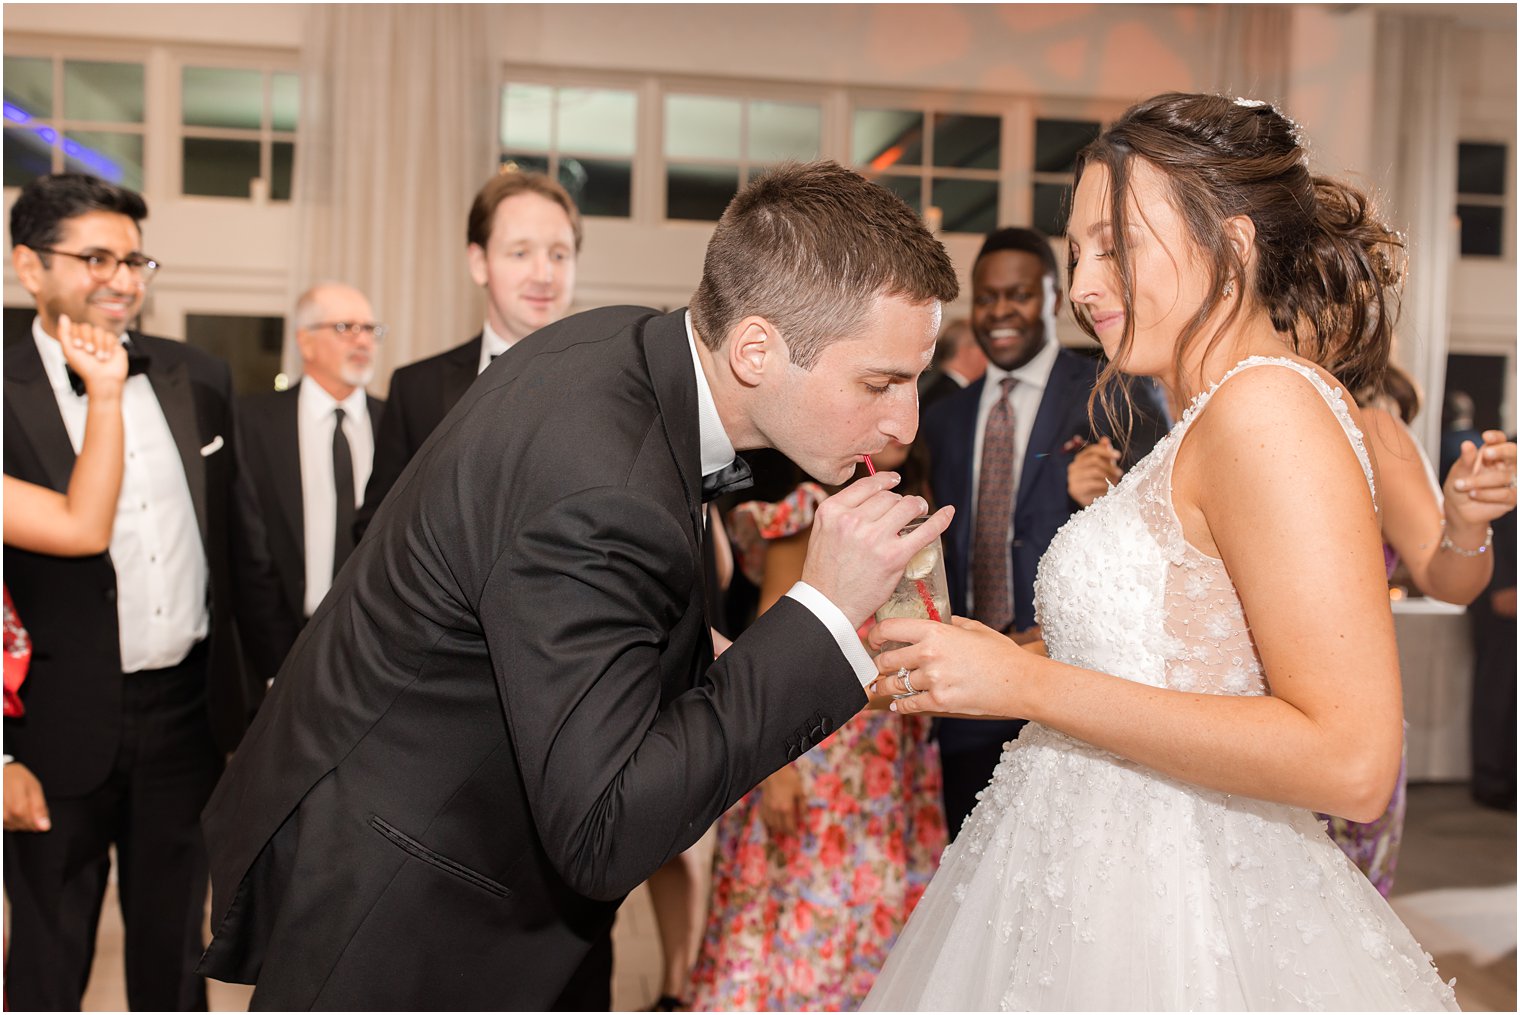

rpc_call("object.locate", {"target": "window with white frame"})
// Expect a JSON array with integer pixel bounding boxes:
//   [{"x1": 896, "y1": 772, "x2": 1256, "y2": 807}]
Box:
[
  {"x1": 851, "y1": 106, "x2": 1001, "y2": 235},
  {"x1": 1457, "y1": 140, "x2": 1508, "y2": 258},
  {"x1": 663, "y1": 93, "x2": 822, "y2": 221},
  {"x1": 1030, "y1": 117, "x2": 1102, "y2": 238},
  {"x1": 180, "y1": 65, "x2": 299, "y2": 200},
  {"x1": 3, "y1": 54, "x2": 146, "y2": 190},
  {"x1": 500, "y1": 81, "x2": 639, "y2": 218}
]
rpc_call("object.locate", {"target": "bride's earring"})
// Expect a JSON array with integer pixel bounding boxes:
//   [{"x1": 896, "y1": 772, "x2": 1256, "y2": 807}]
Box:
[{"x1": 1222, "y1": 278, "x2": 1236, "y2": 298}]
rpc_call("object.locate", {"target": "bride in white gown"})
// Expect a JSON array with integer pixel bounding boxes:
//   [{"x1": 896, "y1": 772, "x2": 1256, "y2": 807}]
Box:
[{"x1": 863, "y1": 93, "x2": 1485, "y2": 1011}]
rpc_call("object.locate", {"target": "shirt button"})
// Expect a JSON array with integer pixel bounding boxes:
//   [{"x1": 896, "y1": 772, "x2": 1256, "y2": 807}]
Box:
[{"x1": 140, "y1": 502, "x2": 148, "y2": 510}]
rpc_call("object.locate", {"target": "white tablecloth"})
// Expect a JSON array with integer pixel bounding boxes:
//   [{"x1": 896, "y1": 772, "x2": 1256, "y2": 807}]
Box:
[{"x1": 1394, "y1": 597, "x2": 1475, "y2": 782}]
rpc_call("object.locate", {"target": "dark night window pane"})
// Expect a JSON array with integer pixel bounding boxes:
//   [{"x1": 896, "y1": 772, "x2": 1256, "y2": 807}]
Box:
[
  {"x1": 1457, "y1": 203, "x2": 1503, "y2": 257},
  {"x1": 185, "y1": 313, "x2": 285, "y2": 395},
  {"x1": 559, "y1": 156, "x2": 631, "y2": 217},
  {"x1": 1034, "y1": 119, "x2": 1101, "y2": 174},
  {"x1": 932, "y1": 113, "x2": 1000, "y2": 170},
  {"x1": 1458, "y1": 142, "x2": 1507, "y2": 196},
  {"x1": 1033, "y1": 182, "x2": 1073, "y2": 236},
  {"x1": 852, "y1": 109, "x2": 923, "y2": 168},
  {"x1": 271, "y1": 141, "x2": 294, "y2": 201},
  {"x1": 4, "y1": 126, "x2": 54, "y2": 187},
  {"x1": 500, "y1": 152, "x2": 550, "y2": 176},
  {"x1": 666, "y1": 163, "x2": 740, "y2": 221},
  {"x1": 932, "y1": 177, "x2": 998, "y2": 234},
  {"x1": 183, "y1": 136, "x2": 260, "y2": 197},
  {"x1": 872, "y1": 174, "x2": 921, "y2": 214}
]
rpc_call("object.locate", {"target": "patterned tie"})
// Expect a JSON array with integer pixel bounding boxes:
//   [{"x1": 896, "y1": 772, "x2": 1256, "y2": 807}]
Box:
[
  {"x1": 332, "y1": 407, "x2": 356, "y2": 578},
  {"x1": 972, "y1": 378, "x2": 1017, "y2": 633}
]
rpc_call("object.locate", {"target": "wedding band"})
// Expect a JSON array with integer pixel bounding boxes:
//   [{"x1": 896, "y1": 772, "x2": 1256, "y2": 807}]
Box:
[{"x1": 899, "y1": 667, "x2": 916, "y2": 696}]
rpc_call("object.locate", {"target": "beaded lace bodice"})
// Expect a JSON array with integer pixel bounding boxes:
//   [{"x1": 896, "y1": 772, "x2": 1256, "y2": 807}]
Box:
[{"x1": 1034, "y1": 357, "x2": 1376, "y2": 696}]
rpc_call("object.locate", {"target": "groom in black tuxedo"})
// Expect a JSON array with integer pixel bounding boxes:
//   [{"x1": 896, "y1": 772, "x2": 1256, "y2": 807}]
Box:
[{"x1": 198, "y1": 161, "x2": 960, "y2": 1009}]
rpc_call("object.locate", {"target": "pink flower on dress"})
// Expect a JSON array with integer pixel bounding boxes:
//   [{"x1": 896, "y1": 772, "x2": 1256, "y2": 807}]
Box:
[
  {"x1": 793, "y1": 897, "x2": 815, "y2": 935},
  {"x1": 864, "y1": 755, "x2": 895, "y2": 799},
  {"x1": 819, "y1": 825, "x2": 848, "y2": 868},
  {"x1": 852, "y1": 863, "x2": 883, "y2": 903},
  {"x1": 873, "y1": 723, "x2": 900, "y2": 761}
]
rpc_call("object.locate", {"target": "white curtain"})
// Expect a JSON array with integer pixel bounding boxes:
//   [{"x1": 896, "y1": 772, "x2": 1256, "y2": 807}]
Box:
[
  {"x1": 1212, "y1": 4, "x2": 1290, "y2": 106},
  {"x1": 285, "y1": 3, "x2": 494, "y2": 394},
  {"x1": 1371, "y1": 13, "x2": 1459, "y2": 456}
]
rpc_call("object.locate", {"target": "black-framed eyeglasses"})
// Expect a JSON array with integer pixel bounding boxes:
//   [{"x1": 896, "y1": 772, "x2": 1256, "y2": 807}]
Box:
[
  {"x1": 310, "y1": 321, "x2": 387, "y2": 342},
  {"x1": 34, "y1": 248, "x2": 161, "y2": 284}
]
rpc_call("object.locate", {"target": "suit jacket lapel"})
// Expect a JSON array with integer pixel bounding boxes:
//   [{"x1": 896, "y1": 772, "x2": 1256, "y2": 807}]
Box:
[
  {"x1": 1015, "y1": 349, "x2": 1080, "y2": 515},
  {"x1": 442, "y1": 335, "x2": 483, "y2": 415},
  {"x1": 145, "y1": 341, "x2": 210, "y2": 547},
  {"x1": 272, "y1": 389, "x2": 304, "y2": 557},
  {"x1": 642, "y1": 310, "x2": 704, "y2": 538},
  {"x1": 943, "y1": 379, "x2": 982, "y2": 577},
  {"x1": 3, "y1": 338, "x2": 77, "y2": 492}
]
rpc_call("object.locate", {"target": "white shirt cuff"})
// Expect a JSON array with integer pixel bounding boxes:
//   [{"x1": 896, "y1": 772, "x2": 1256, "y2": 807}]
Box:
[{"x1": 784, "y1": 581, "x2": 877, "y2": 688}]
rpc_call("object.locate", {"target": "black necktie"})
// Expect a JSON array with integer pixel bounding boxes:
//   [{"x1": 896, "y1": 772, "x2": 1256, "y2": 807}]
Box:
[
  {"x1": 701, "y1": 457, "x2": 753, "y2": 503},
  {"x1": 332, "y1": 407, "x2": 356, "y2": 577},
  {"x1": 65, "y1": 339, "x2": 150, "y2": 396}
]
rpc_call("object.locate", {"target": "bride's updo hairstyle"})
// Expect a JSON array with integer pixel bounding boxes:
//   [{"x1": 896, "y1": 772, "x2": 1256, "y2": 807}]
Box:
[{"x1": 1071, "y1": 92, "x2": 1405, "y2": 427}]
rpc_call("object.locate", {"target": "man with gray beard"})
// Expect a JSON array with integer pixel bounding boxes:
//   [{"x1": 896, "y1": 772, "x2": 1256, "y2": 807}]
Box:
[{"x1": 233, "y1": 282, "x2": 386, "y2": 681}]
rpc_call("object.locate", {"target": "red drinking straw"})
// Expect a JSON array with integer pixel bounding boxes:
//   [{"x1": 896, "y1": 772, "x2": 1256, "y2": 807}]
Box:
[{"x1": 864, "y1": 455, "x2": 876, "y2": 476}]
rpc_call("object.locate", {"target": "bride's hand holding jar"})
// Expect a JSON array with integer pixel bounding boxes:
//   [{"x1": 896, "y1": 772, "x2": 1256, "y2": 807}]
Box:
[{"x1": 868, "y1": 616, "x2": 1043, "y2": 718}]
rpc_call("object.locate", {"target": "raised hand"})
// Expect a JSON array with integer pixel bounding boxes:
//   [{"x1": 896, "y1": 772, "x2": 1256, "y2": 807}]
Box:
[
  {"x1": 867, "y1": 614, "x2": 1035, "y2": 719},
  {"x1": 1445, "y1": 431, "x2": 1517, "y2": 529},
  {"x1": 799, "y1": 471, "x2": 954, "y2": 629},
  {"x1": 58, "y1": 313, "x2": 128, "y2": 398},
  {"x1": 1067, "y1": 437, "x2": 1122, "y2": 507}
]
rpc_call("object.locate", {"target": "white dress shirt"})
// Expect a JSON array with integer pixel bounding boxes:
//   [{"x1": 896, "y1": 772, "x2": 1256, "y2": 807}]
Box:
[
  {"x1": 683, "y1": 312, "x2": 877, "y2": 688},
  {"x1": 477, "y1": 321, "x2": 513, "y2": 376},
  {"x1": 966, "y1": 336, "x2": 1061, "y2": 614},
  {"x1": 33, "y1": 319, "x2": 208, "y2": 673},
  {"x1": 297, "y1": 375, "x2": 374, "y2": 616}
]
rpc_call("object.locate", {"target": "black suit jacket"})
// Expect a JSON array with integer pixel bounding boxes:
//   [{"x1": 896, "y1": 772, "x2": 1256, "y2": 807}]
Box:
[
  {"x1": 923, "y1": 347, "x2": 1168, "y2": 753},
  {"x1": 3, "y1": 330, "x2": 262, "y2": 796},
  {"x1": 198, "y1": 307, "x2": 866, "y2": 1009},
  {"x1": 233, "y1": 387, "x2": 384, "y2": 679},
  {"x1": 355, "y1": 334, "x2": 480, "y2": 537}
]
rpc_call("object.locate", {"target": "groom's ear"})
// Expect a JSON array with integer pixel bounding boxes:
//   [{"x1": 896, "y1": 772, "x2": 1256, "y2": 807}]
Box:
[{"x1": 727, "y1": 315, "x2": 786, "y2": 388}]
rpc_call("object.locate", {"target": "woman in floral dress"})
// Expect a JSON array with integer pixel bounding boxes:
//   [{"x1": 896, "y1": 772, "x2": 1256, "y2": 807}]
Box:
[{"x1": 686, "y1": 440, "x2": 947, "y2": 1011}]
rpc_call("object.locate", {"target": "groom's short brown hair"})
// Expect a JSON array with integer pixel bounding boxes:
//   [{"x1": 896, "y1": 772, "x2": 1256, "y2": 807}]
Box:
[{"x1": 689, "y1": 161, "x2": 958, "y2": 370}]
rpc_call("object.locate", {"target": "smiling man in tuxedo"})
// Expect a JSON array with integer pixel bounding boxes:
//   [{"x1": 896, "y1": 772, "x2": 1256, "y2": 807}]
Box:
[
  {"x1": 4, "y1": 173, "x2": 262, "y2": 1010},
  {"x1": 198, "y1": 161, "x2": 960, "y2": 1010}
]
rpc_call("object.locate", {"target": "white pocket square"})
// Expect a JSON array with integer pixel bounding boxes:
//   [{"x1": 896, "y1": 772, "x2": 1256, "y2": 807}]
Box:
[{"x1": 200, "y1": 435, "x2": 224, "y2": 457}]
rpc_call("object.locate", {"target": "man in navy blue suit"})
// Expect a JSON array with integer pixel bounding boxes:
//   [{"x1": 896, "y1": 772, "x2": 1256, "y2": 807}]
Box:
[{"x1": 921, "y1": 227, "x2": 1169, "y2": 835}]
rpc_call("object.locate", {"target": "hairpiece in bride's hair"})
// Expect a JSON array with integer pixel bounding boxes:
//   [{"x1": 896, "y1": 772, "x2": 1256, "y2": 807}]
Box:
[{"x1": 1232, "y1": 96, "x2": 1268, "y2": 108}]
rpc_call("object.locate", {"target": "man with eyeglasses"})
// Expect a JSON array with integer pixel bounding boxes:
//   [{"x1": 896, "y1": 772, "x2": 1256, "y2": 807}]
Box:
[
  {"x1": 234, "y1": 282, "x2": 387, "y2": 680},
  {"x1": 3, "y1": 172, "x2": 263, "y2": 1010},
  {"x1": 355, "y1": 169, "x2": 580, "y2": 537}
]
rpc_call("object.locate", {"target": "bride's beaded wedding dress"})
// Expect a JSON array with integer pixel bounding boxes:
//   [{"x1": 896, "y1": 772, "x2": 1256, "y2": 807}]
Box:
[{"x1": 863, "y1": 359, "x2": 1459, "y2": 1012}]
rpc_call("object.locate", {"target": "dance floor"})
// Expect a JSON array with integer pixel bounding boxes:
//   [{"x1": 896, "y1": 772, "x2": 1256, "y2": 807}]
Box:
[{"x1": 68, "y1": 783, "x2": 1515, "y2": 1012}]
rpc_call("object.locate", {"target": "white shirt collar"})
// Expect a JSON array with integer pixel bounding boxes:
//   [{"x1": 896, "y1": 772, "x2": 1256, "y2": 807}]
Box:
[
  {"x1": 298, "y1": 373, "x2": 368, "y2": 421},
  {"x1": 477, "y1": 321, "x2": 515, "y2": 375},
  {"x1": 684, "y1": 311, "x2": 737, "y2": 478},
  {"x1": 983, "y1": 332, "x2": 1060, "y2": 393}
]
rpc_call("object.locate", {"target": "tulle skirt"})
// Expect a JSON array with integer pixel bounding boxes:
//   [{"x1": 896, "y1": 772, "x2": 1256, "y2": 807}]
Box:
[{"x1": 861, "y1": 724, "x2": 1459, "y2": 1012}]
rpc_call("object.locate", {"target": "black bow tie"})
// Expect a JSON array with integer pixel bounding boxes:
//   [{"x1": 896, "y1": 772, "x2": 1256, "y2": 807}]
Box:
[
  {"x1": 66, "y1": 339, "x2": 150, "y2": 396},
  {"x1": 701, "y1": 457, "x2": 753, "y2": 503}
]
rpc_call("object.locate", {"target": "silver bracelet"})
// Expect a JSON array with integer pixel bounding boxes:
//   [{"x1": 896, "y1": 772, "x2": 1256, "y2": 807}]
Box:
[{"x1": 1439, "y1": 521, "x2": 1493, "y2": 557}]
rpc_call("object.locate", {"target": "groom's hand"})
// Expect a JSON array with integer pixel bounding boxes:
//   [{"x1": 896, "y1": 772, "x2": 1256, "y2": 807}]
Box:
[{"x1": 800, "y1": 472, "x2": 954, "y2": 629}]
